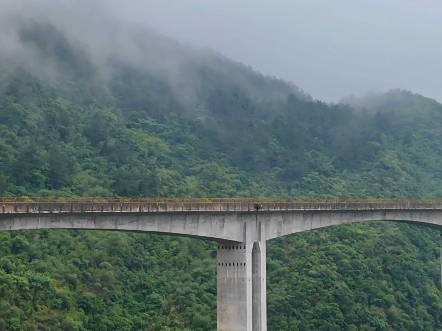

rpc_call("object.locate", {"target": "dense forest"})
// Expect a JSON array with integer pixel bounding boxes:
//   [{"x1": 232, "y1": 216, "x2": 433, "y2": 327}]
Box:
[{"x1": 1, "y1": 14, "x2": 442, "y2": 331}]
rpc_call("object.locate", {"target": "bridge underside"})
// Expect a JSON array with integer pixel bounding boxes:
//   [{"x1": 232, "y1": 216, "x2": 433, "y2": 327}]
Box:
[{"x1": 2, "y1": 209, "x2": 442, "y2": 240}]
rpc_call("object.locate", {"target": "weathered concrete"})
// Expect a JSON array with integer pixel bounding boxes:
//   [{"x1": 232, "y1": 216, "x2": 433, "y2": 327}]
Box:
[
  {"x1": 215, "y1": 239, "x2": 267, "y2": 331},
  {"x1": 3, "y1": 210, "x2": 442, "y2": 242},
  {"x1": 262, "y1": 210, "x2": 442, "y2": 240},
  {"x1": 252, "y1": 241, "x2": 266, "y2": 331},
  {"x1": 217, "y1": 241, "x2": 252, "y2": 331},
  {"x1": 4, "y1": 203, "x2": 442, "y2": 331},
  {"x1": 216, "y1": 217, "x2": 266, "y2": 331},
  {"x1": 4, "y1": 199, "x2": 442, "y2": 215},
  {"x1": 0, "y1": 213, "x2": 245, "y2": 242}
]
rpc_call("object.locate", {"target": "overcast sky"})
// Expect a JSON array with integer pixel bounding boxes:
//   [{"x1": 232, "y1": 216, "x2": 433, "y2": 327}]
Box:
[{"x1": 109, "y1": 0, "x2": 441, "y2": 103}]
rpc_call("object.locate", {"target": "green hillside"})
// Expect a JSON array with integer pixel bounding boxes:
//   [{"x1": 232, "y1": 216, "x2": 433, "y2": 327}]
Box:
[{"x1": 1, "y1": 19, "x2": 442, "y2": 330}]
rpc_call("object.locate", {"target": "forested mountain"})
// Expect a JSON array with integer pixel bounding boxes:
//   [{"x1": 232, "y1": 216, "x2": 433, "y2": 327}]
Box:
[{"x1": 1, "y1": 11, "x2": 442, "y2": 331}]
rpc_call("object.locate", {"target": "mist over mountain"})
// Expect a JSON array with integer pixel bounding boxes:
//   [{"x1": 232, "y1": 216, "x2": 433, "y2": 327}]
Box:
[
  {"x1": 129, "y1": 0, "x2": 442, "y2": 103},
  {"x1": 2, "y1": 1, "x2": 442, "y2": 331},
  {"x1": 0, "y1": 0, "x2": 310, "y2": 109}
]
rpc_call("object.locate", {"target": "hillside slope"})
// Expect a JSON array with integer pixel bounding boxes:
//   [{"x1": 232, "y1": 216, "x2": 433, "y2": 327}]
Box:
[{"x1": 1, "y1": 15, "x2": 442, "y2": 331}]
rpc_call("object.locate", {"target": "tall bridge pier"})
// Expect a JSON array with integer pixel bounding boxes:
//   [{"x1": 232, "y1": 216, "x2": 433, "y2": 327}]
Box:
[
  {"x1": 3, "y1": 198, "x2": 442, "y2": 331},
  {"x1": 440, "y1": 233, "x2": 442, "y2": 291},
  {"x1": 217, "y1": 221, "x2": 267, "y2": 331}
]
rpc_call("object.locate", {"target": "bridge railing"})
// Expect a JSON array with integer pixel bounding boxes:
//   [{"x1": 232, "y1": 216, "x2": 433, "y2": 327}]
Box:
[{"x1": 2, "y1": 198, "x2": 442, "y2": 214}]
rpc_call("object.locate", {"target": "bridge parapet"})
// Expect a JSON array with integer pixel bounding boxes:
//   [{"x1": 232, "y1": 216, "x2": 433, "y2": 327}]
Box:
[{"x1": 2, "y1": 198, "x2": 442, "y2": 214}]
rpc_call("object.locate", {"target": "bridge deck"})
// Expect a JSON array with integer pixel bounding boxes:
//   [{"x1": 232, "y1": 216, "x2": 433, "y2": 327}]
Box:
[{"x1": 2, "y1": 198, "x2": 442, "y2": 214}]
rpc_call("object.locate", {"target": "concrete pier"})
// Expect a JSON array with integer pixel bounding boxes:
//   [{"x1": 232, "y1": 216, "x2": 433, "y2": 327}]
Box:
[
  {"x1": 216, "y1": 240, "x2": 267, "y2": 331},
  {"x1": 217, "y1": 242, "x2": 253, "y2": 330},
  {"x1": 252, "y1": 241, "x2": 266, "y2": 331}
]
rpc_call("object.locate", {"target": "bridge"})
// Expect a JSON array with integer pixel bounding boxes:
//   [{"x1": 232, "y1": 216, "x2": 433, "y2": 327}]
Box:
[{"x1": 2, "y1": 197, "x2": 442, "y2": 331}]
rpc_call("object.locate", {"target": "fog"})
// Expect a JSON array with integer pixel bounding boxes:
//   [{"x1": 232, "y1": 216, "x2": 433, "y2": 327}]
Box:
[
  {"x1": 109, "y1": 0, "x2": 442, "y2": 103},
  {"x1": 1, "y1": 0, "x2": 441, "y2": 103},
  {"x1": 0, "y1": 0, "x2": 213, "y2": 104},
  {"x1": 0, "y1": 0, "x2": 195, "y2": 73}
]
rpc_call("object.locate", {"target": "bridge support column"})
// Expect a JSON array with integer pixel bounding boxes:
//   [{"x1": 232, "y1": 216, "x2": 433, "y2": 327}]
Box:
[
  {"x1": 217, "y1": 240, "x2": 267, "y2": 331},
  {"x1": 252, "y1": 241, "x2": 267, "y2": 331},
  {"x1": 217, "y1": 242, "x2": 253, "y2": 331}
]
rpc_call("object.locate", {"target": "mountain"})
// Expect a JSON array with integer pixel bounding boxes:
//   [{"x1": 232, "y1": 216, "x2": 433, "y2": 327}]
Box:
[{"x1": 1, "y1": 9, "x2": 442, "y2": 331}]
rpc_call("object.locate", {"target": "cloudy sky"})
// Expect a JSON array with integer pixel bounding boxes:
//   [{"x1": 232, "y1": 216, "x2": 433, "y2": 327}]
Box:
[{"x1": 109, "y1": 0, "x2": 441, "y2": 103}]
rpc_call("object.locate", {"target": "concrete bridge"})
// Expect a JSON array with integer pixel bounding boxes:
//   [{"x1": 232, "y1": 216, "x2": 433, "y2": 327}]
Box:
[{"x1": 2, "y1": 197, "x2": 442, "y2": 331}]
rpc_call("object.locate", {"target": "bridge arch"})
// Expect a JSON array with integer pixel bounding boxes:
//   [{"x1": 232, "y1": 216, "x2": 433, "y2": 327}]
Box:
[
  {"x1": 263, "y1": 210, "x2": 442, "y2": 241},
  {"x1": 0, "y1": 213, "x2": 245, "y2": 242}
]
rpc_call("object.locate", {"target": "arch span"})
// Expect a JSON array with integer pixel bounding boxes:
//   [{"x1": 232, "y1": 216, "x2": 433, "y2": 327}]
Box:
[
  {"x1": 0, "y1": 212, "x2": 246, "y2": 242},
  {"x1": 263, "y1": 210, "x2": 442, "y2": 240},
  {"x1": 2, "y1": 209, "x2": 442, "y2": 242}
]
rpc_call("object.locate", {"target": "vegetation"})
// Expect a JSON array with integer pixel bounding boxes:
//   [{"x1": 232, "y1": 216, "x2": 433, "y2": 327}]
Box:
[{"x1": 1, "y1": 19, "x2": 442, "y2": 330}]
